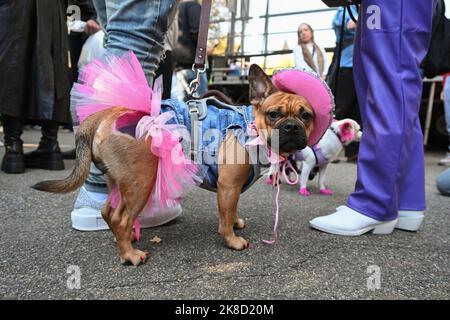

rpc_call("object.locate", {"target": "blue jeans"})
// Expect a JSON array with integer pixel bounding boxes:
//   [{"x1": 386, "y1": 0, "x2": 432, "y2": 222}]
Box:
[
  {"x1": 85, "y1": 0, "x2": 176, "y2": 192},
  {"x1": 93, "y1": 0, "x2": 176, "y2": 84},
  {"x1": 444, "y1": 78, "x2": 450, "y2": 151}
]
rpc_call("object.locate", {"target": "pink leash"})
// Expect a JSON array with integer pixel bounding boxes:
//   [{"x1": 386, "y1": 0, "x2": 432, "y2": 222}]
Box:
[
  {"x1": 262, "y1": 159, "x2": 299, "y2": 245},
  {"x1": 133, "y1": 219, "x2": 141, "y2": 242}
]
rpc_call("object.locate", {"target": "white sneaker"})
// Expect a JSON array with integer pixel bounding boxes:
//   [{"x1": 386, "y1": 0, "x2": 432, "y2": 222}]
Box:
[
  {"x1": 336, "y1": 206, "x2": 424, "y2": 232},
  {"x1": 71, "y1": 187, "x2": 109, "y2": 231},
  {"x1": 71, "y1": 186, "x2": 182, "y2": 231},
  {"x1": 310, "y1": 206, "x2": 397, "y2": 236},
  {"x1": 438, "y1": 152, "x2": 450, "y2": 166}
]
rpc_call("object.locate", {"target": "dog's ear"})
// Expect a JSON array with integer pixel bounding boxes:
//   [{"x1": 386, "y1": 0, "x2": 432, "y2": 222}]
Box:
[
  {"x1": 340, "y1": 120, "x2": 356, "y2": 142},
  {"x1": 249, "y1": 64, "x2": 277, "y2": 106}
]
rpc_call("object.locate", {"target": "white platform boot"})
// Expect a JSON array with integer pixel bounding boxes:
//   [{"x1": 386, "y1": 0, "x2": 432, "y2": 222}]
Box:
[{"x1": 309, "y1": 206, "x2": 398, "y2": 236}]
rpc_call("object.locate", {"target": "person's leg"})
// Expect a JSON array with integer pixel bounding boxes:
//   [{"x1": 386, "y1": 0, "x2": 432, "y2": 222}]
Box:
[
  {"x1": 69, "y1": 33, "x2": 85, "y2": 83},
  {"x1": 438, "y1": 79, "x2": 450, "y2": 165},
  {"x1": 84, "y1": 0, "x2": 175, "y2": 189},
  {"x1": 394, "y1": 1, "x2": 436, "y2": 230},
  {"x1": 348, "y1": 0, "x2": 433, "y2": 220},
  {"x1": 436, "y1": 168, "x2": 450, "y2": 197},
  {"x1": 73, "y1": 0, "x2": 181, "y2": 231},
  {"x1": 155, "y1": 50, "x2": 174, "y2": 100},
  {"x1": 445, "y1": 79, "x2": 450, "y2": 148},
  {"x1": 310, "y1": 0, "x2": 435, "y2": 235},
  {"x1": 334, "y1": 68, "x2": 355, "y2": 120},
  {"x1": 24, "y1": 120, "x2": 65, "y2": 170},
  {"x1": 334, "y1": 68, "x2": 360, "y2": 159},
  {"x1": 92, "y1": 0, "x2": 107, "y2": 28},
  {"x1": 103, "y1": 0, "x2": 176, "y2": 84},
  {"x1": 1, "y1": 114, "x2": 24, "y2": 174}
]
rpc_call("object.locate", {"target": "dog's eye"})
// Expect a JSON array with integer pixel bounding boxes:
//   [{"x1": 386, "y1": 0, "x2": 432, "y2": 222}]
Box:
[
  {"x1": 301, "y1": 111, "x2": 312, "y2": 122},
  {"x1": 267, "y1": 111, "x2": 281, "y2": 121}
]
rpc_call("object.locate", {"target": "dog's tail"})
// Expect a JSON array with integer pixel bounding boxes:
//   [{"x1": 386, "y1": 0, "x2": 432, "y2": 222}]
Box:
[{"x1": 32, "y1": 115, "x2": 101, "y2": 193}]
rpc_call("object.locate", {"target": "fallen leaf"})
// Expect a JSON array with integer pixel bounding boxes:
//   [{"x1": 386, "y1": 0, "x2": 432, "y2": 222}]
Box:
[{"x1": 150, "y1": 236, "x2": 162, "y2": 244}]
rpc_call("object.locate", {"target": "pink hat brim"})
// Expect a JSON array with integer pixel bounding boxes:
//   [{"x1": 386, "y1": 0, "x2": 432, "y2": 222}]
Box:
[{"x1": 272, "y1": 69, "x2": 334, "y2": 146}]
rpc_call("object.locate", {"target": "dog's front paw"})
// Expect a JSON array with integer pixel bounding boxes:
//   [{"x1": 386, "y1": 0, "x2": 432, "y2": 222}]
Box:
[
  {"x1": 225, "y1": 236, "x2": 249, "y2": 251},
  {"x1": 299, "y1": 187, "x2": 311, "y2": 197},
  {"x1": 119, "y1": 249, "x2": 149, "y2": 266},
  {"x1": 320, "y1": 188, "x2": 334, "y2": 196}
]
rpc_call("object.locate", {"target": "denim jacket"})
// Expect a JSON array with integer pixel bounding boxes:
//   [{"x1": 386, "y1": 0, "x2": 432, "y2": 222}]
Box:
[{"x1": 160, "y1": 98, "x2": 260, "y2": 192}]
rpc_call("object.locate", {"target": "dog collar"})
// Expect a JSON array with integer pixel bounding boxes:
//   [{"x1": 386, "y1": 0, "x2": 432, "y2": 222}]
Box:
[{"x1": 330, "y1": 126, "x2": 342, "y2": 143}]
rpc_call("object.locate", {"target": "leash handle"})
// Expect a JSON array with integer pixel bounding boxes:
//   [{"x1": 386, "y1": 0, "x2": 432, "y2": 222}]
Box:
[{"x1": 189, "y1": 0, "x2": 212, "y2": 97}]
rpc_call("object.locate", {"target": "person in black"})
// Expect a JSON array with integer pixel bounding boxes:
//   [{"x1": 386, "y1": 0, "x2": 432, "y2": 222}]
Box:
[
  {"x1": 68, "y1": 0, "x2": 101, "y2": 85},
  {"x1": 0, "y1": 0, "x2": 71, "y2": 174},
  {"x1": 329, "y1": 6, "x2": 361, "y2": 162},
  {"x1": 173, "y1": 0, "x2": 207, "y2": 101},
  {"x1": 61, "y1": 0, "x2": 101, "y2": 159}
]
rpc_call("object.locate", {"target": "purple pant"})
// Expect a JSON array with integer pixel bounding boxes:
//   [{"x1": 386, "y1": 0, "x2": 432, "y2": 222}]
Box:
[{"x1": 347, "y1": 0, "x2": 435, "y2": 221}]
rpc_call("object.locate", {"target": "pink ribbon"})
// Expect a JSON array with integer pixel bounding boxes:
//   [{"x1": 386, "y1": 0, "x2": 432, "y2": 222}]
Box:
[{"x1": 246, "y1": 122, "x2": 299, "y2": 244}]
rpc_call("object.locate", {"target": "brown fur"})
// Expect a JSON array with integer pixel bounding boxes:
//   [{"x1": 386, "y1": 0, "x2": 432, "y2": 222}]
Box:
[{"x1": 32, "y1": 65, "x2": 314, "y2": 266}]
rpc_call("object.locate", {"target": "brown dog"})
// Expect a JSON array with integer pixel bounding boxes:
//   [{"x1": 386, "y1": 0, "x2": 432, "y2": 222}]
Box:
[{"x1": 32, "y1": 65, "x2": 315, "y2": 266}]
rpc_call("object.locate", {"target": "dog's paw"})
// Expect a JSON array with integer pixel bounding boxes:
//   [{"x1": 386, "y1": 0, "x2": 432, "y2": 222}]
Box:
[
  {"x1": 299, "y1": 187, "x2": 311, "y2": 197},
  {"x1": 320, "y1": 188, "x2": 334, "y2": 196},
  {"x1": 119, "y1": 249, "x2": 149, "y2": 266},
  {"x1": 226, "y1": 236, "x2": 249, "y2": 251}
]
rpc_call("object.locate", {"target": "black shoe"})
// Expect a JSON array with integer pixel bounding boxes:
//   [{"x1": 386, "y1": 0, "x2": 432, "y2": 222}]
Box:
[
  {"x1": 61, "y1": 148, "x2": 76, "y2": 160},
  {"x1": 346, "y1": 155, "x2": 358, "y2": 163},
  {"x1": 330, "y1": 158, "x2": 341, "y2": 164},
  {"x1": 24, "y1": 121, "x2": 64, "y2": 170},
  {"x1": 1, "y1": 139, "x2": 25, "y2": 174},
  {"x1": 1, "y1": 115, "x2": 25, "y2": 174},
  {"x1": 24, "y1": 141, "x2": 65, "y2": 170}
]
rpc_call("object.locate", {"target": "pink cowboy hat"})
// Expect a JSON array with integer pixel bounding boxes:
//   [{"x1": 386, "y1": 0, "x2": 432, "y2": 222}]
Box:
[{"x1": 272, "y1": 69, "x2": 334, "y2": 146}]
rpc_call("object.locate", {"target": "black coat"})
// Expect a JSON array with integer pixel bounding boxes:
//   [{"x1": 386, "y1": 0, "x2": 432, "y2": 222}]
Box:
[{"x1": 0, "y1": 0, "x2": 71, "y2": 123}]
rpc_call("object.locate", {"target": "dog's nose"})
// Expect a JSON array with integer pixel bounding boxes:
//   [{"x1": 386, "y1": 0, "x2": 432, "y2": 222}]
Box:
[
  {"x1": 284, "y1": 124, "x2": 294, "y2": 133},
  {"x1": 282, "y1": 122, "x2": 300, "y2": 134}
]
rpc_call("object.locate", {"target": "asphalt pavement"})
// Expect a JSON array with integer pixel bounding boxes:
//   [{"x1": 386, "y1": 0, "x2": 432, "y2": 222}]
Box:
[{"x1": 0, "y1": 127, "x2": 448, "y2": 300}]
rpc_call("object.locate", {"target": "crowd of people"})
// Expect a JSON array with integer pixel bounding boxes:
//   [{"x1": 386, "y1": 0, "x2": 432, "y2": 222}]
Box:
[{"x1": 0, "y1": 0, "x2": 449, "y2": 236}]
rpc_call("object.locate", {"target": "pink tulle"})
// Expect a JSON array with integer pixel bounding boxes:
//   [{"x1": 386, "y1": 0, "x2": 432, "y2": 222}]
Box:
[
  {"x1": 135, "y1": 111, "x2": 201, "y2": 212},
  {"x1": 71, "y1": 51, "x2": 201, "y2": 221},
  {"x1": 71, "y1": 51, "x2": 152, "y2": 123}
]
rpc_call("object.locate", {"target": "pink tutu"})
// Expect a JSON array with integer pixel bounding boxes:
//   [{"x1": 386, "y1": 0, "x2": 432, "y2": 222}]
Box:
[{"x1": 71, "y1": 51, "x2": 201, "y2": 218}]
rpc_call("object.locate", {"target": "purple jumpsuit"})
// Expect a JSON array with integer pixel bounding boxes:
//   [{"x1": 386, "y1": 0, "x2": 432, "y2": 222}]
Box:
[{"x1": 347, "y1": 0, "x2": 436, "y2": 221}]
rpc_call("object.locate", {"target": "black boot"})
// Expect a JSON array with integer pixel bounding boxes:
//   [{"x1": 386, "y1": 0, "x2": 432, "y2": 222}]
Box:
[
  {"x1": 1, "y1": 115, "x2": 25, "y2": 174},
  {"x1": 24, "y1": 120, "x2": 65, "y2": 170}
]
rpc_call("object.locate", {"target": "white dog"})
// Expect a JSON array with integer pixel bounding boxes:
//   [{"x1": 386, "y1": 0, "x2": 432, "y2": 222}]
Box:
[{"x1": 290, "y1": 119, "x2": 362, "y2": 196}]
